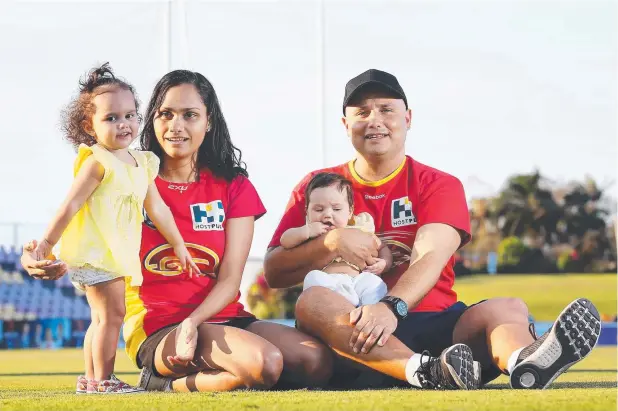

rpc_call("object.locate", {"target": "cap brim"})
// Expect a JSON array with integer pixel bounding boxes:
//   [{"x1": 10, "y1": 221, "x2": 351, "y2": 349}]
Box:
[{"x1": 343, "y1": 81, "x2": 406, "y2": 114}]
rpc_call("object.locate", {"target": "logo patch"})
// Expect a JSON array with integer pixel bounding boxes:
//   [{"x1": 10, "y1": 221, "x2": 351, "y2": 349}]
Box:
[
  {"x1": 191, "y1": 201, "x2": 225, "y2": 231},
  {"x1": 391, "y1": 196, "x2": 417, "y2": 227},
  {"x1": 144, "y1": 243, "x2": 219, "y2": 278}
]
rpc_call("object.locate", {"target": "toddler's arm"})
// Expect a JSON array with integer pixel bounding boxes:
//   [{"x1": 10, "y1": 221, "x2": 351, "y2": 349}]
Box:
[
  {"x1": 144, "y1": 183, "x2": 201, "y2": 277},
  {"x1": 36, "y1": 156, "x2": 104, "y2": 258}
]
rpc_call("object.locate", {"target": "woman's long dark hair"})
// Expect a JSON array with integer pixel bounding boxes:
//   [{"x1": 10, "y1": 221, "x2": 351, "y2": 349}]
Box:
[{"x1": 140, "y1": 70, "x2": 247, "y2": 181}]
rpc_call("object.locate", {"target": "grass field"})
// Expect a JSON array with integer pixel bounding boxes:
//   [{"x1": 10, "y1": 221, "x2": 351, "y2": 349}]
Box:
[
  {"x1": 1, "y1": 274, "x2": 617, "y2": 410},
  {"x1": 454, "y1": 274, "x2": 617, "y2": 321},
  {"x1": 0, "y1": 348, "x2": 615, "y2": 411}
]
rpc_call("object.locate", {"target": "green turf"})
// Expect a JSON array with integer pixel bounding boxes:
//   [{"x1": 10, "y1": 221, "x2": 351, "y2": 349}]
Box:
[
  {"x1": 454, "y1": 274, "x2": 617, "y2": 321},
  {"x1": 0, "y1": 347, "x2": 615, "y2": 411},
  {"x1": 1, "y1": 274, "x2": 616, "y2": 410}
]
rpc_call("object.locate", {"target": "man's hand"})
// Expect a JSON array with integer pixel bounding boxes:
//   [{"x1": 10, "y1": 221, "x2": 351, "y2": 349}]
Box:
[
  {"x1": 325, "y1": 228, "x2": 379, "y2": 271},
  {"x1": 349, "y1": 302, "x2": 397, "y2": 354},
  {"x1": 20, "y1": 240, "x2": 68, "y2": 280}
]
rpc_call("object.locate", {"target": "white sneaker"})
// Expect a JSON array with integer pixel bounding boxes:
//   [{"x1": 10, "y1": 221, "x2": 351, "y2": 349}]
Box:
[{"x1": 510, "y1": 298, "x2": 601, "y2": 389}]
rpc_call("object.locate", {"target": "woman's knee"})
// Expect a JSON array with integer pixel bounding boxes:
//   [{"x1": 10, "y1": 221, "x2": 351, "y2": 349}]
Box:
[{"x1": 245, "y1": 345, "x2": 284, "y2": 389}]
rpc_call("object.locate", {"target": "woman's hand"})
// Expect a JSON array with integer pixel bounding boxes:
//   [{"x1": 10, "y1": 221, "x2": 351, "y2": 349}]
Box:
[
  {"x1": 167, "y1": 318, "x2": 198, "y2": 367},
  {"x1": 20, "y1": 240, "x2": 68, "y2": 280},
  {"x1": 33, "y1": 239, "x2": 54, "y2": 261}
]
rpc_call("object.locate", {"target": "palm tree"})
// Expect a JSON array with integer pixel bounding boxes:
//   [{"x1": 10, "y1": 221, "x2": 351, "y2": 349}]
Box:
[{"x1": 493, "y1": 171, "x2": 561, "y2": 239}]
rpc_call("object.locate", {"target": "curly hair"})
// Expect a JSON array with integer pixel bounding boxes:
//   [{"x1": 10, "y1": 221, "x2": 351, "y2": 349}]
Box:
[
  {"x1": 140, "y1": 70, "x2": 247, "y2": 181},
  {"x1": 61, "y1": 62, "x2": 140, "y2": 150}
]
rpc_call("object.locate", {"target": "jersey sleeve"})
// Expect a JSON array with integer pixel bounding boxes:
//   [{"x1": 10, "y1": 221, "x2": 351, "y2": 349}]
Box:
[
  {"x1": 417, "y1": 174, "x2": 471, "y2": 247},
  {"x1": 267, "y1": 174, "x2": 313, "y2": 249},
  {"x1": 226, "y1": 175, "x2": 267, "y2": 220},
  {"x1": 142, "y1": 151, "x2": 161, "y2": 183}
]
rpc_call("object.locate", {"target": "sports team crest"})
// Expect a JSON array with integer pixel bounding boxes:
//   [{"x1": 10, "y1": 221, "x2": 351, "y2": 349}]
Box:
[{"x1": 144, "y1": 243, "x2": 219, "y2": 278}]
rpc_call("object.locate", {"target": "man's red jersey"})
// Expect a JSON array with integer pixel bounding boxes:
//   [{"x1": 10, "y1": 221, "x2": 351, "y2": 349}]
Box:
[
  {"x1": 269, "y1": 156, "x2": 470, "y2": 313},
  {"x1": 124, "y1": 169, "x2": 266, "y2": 365}
]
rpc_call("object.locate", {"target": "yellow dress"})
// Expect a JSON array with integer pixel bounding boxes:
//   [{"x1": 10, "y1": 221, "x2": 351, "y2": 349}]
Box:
[{"x1": 59, "y1": 144, "x2": 159, "y2": 286}]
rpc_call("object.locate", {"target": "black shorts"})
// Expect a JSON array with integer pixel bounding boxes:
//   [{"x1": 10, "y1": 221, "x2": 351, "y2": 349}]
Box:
[
  {"x1": 137, "y1": 317, "x2": 258, "y2": 373},
  {"x1": 331, "y1": 300, "x2": 502, "y2": 388}
]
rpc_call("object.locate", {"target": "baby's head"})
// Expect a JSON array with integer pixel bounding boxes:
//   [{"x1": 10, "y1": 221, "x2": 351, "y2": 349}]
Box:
[
  {"x1": 62, "y1": 63, "x2": 141, "y2": 151},
  {"x1": 304, "y1": 172, "x2": 354, "y2": 229}
]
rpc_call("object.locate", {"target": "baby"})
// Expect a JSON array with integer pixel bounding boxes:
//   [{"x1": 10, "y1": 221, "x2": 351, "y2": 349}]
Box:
[{"x1": 280, "y1": 172, "x2": 392, "y2": 307}]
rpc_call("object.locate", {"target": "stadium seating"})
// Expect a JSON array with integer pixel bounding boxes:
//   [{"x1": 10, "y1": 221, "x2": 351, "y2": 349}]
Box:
[{"x1": 0, "y1": 246, "x2": 90, "y2": 322}]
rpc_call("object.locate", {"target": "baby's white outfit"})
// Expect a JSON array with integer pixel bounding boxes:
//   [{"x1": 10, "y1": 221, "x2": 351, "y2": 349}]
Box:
[
  {"x1": 302, "y1": 212, "x2": 387, "y2": 307},
  {"x1": 303, "y1": 270, "x2": 387, "y2": 307}
]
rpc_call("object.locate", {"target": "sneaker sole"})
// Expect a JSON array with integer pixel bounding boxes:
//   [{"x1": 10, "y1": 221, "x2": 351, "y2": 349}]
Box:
[
  {"x1": 137, "y1": 368, "x2": 149, "y2": 390},
  {"x1": 442, "y1": 343, "x2": 477, "y2": 390},
  {"x1": 137, "y1": 367, "x2": 169, "y2": 392},
  {"x1": 472, "y1": 361, "x2": 482, "y2": 388},
  {"x1": 510, "y1": 298, "x2": 601, "y2": 389}
]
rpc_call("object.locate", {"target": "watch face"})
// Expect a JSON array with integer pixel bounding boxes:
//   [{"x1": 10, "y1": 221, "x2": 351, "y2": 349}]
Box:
[{"x1": 395, "y1": 301, "x2": 408, "y2": 316}]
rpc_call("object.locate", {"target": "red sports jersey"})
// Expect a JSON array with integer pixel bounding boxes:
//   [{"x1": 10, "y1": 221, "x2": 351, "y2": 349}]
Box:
[
  {"x1": 124, "y1": 169, "x2": 266, "y2": 365},
  {"x1": 269, "y1": 156, "x2": 470, "y2": 313}
]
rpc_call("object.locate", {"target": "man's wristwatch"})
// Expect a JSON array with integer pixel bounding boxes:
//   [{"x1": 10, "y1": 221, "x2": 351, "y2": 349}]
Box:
[{"x1": 379, "y1": 296, "x2": 408, "y2": 320}]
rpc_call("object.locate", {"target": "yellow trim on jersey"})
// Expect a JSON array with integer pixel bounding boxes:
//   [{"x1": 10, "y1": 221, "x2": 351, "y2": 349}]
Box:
[
  {"x1": 347, "y1": 157, "x2": 407, "y2": 187},
  {"x1": 123, "y1": 277, "x2": 148, "y2": 368}
]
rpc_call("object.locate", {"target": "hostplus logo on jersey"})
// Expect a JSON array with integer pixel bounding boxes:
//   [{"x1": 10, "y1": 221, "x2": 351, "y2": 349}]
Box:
[
  {"x1": 391, "y1": 196, "x2": 417, "y2": 227},
  {"x1": 191, "y1": 201, "x2": 225, "y2": 231}
]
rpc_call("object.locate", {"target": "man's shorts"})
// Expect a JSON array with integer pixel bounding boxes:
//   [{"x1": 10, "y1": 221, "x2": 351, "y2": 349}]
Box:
[
  {"x1": 329, "y1": 300, "x2": 502, "y2": 388},
  {"x1": 137, "y1": 316, "x2": 258, "y2": 374}
]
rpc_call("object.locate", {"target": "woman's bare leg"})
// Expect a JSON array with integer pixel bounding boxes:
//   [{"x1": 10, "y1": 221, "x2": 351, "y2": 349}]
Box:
[{"x1": 153, "y1": 323, "x2": 284, "y2": 392}]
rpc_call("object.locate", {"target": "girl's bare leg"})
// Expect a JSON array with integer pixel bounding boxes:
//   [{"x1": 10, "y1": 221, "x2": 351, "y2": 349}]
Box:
[{"x1": 86, "y1": 277, "x2": 126, "y2": 381}]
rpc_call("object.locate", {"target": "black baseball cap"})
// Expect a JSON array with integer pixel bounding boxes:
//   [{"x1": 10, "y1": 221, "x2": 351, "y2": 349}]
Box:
[{"x1": 342, "y1": 69, "x2": 408, "y2": 114}]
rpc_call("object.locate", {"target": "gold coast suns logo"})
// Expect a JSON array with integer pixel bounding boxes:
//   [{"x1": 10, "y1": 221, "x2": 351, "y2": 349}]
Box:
[
  {"x1": 379, "y1": 232, "x2": 413, "y2": 269},
  {"x1": 144, "y1": 243, "x2": 220, "y2": 278}
]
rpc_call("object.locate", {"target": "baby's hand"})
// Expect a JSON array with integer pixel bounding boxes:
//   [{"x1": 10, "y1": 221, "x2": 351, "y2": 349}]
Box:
[
  {"x1": 365, "y1": 258, "x2": 387, "y2": 275},
  {"x1": 173, "y1": 244, "x2": 202, "y2": 278},
  {"x1": 306, "y1": 222, "x2": 333, "y2": 239}
]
